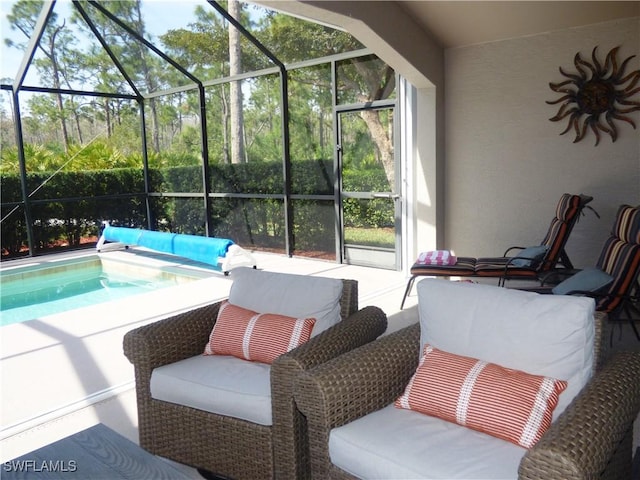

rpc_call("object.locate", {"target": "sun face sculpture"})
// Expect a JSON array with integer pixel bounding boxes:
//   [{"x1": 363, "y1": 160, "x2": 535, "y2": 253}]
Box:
[{"x1": 547, "y1": 46, "x2": 640, "y2": 145}]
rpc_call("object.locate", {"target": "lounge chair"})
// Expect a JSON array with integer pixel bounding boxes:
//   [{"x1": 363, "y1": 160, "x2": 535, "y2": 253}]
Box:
[
  {"x1": 400, "y1": 193, "x2": 594, "y2": 308},
  {"x1": 523, "y1": 203, "x2": 640, "y2": 341}
]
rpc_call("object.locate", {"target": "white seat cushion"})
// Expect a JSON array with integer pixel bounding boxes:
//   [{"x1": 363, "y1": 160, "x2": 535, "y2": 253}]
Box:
[
  {"x1": 229, "y1": 267, "x2": 343, "y2": 336},
  {"x1": 330, "y1": 405, "x2": 525, "y2": 480},
  {"x1": 150, "y1": 354, "x2": 272, "y2": 425},
  {"x1": 416, "y1": 279, "x2": 595, "y2": 418}
]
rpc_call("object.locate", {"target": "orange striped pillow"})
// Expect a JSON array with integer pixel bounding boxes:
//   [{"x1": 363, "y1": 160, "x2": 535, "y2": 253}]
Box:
[
  {"x1": 395, "y1": 344, "x2": 567, "y2": 448},
  {"x1": 203, "y1": 301, "x2": 316, "y2": 364}
]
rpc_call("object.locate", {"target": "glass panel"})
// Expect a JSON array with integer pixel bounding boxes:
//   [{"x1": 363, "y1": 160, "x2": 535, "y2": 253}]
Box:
[
  {"x1": 245, "y1": 2, "x2": 365, "y2": 63},
  {"x1": 337, "y1": 55, "x2": 396, "y2": 105},
  {"x1": 28, "y1": 197, "x2": 145, "y2": 253},
  {"x1": 289, "y1": 65, "x2": 334, "y2": 195},
  {"x1": 292, "y1": 199, "x2": 335, "y2": 260},
  {"x1": 94, "y1": 195, "x2": 149, "y2": 229},
  {"x1": 144, "y1": 89, "x2": 205, "y2": 164},
  {"x1": 12, "y1": 91, "x2": 143, "y2": 174},
  {"x1": 156, "y1": 166, "x2": 203, "y2": 194},
  {"x1": 204, "y1": 75, "x2": 282, "y2": 170},
  {"x1": 0, "y1": 89, "x2": 16, "y2": 152},
  {"x1": 0, "y1": 197, "x2": 148, "y2": 259},
  {"x1": 1, "y1": 204, "x2": 27, "y2": 258},
  {"x1": 243, "y1": 74, "x2": 282, "y2": 162},
  {"x1": 203, "y1": 83, "x2": 228, "y2": 166},
  {"x1": 339, "y1": 107, "x2": 397, "y2": 262},
  {"x1": 209, "y1": 197, "x2": 285, "y2": 252},
  {"x1": 156, "y1": 197, "x2": 207, "y2": 235},
  {"x1": 25, "y1": 167, "x2": 145, "y2": 202},
  {"x1": 210, "y1": 162, "x2": 283, "y2": 195},
  {"x1": 340, "y1": 110, "x2": 394, "y2": 192},
  {"x1": 87, "y1": 2, "x2": 198, "y2": 93},
  {"x1": 2, "y1": 1, "x2": 366, "y2": 91},
  {"x1": 0, "y1": 170, "x2": 21, "y2": 204},
  {"x1": 343, "y1": 198, "x2": 395, "y2": 248}
]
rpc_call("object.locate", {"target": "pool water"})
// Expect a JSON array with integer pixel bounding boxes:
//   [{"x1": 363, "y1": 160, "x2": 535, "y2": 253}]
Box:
[{"x1": 0, "y1": 254, "x2": 209, "y2": 326}]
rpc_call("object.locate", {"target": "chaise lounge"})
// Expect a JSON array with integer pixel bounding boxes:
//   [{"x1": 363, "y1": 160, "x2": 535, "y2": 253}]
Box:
[{"x1": 400, "y1": 193, "x2": 594, "y2": 308}]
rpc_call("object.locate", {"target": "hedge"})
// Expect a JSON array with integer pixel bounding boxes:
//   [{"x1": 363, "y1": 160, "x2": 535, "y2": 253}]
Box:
[{"x1": 1, "y1": 160, "x2": 392, "y2": 257}]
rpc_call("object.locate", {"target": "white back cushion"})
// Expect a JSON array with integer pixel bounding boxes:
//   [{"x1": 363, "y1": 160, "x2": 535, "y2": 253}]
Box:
[
  {"x1": 416, "y1": 279, "x2": 595, "y2": 418},
  {"x1": 228, "y1": 267, "x2": 344, "y2": 337}
]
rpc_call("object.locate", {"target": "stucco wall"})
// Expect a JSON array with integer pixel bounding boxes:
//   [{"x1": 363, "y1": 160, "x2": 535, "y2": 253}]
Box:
[{"x1": 444, "y1": 17, "x2": 640, "y2": 268}]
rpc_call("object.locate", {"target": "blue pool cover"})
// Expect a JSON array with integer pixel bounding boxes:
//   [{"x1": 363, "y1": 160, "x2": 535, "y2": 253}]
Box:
[{"x1": 102, "y1": 226, "x2": 234, "y2": 267}]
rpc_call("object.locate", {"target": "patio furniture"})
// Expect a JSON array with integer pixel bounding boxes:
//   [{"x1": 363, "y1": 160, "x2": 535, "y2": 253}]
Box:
[
  {"x1": 2, "y1": 424, "x2": 193, "y2": 480},
  {"x1": 400, "y1": 193, "x2": 594, "y2": 309},
  {"x1": 123, "y1": 267, "x2": 387, "y2": 480},
  {"x1": 523, "y1": 204, "x2": 640, "y2": 341},
  {"x1": 296, "y1": 279, "x2": 640, "y2": 479}
]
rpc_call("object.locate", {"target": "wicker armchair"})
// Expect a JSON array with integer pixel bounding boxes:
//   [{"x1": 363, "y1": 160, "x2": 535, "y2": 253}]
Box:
[
  {"x1": 296, "y1": 296, "x2": 640, "y2": 479},
  {"x1": 123, "y1": 277, "x2": 387, "y2": 480}
]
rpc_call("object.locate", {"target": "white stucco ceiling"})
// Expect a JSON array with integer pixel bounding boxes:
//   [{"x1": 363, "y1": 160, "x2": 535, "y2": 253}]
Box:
[
  {"x1": 255, "y1": 1, "x2": 640, "y2": 49},
  {"x1": 398, "y1": 1, "x2": 640, "y2": 48}
]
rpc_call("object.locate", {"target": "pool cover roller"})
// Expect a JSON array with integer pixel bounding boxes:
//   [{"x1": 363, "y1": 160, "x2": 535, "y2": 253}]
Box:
[{"x1": 96, "y1": 226, "x2": 256, "y2": 273}]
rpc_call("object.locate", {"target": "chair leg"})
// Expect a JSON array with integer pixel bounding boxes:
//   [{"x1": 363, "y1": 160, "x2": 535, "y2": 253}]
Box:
[
  {"x1": 400, "y1": 276, "x2": 418, "y2": 310},
  {"x1": 197, "y1": 468, "x2": 233, "y2": 480},
  {"x1": 630, "y1": 321, "x2": 640, "y2": 342},
  {"x1": 623, "y1": 303, "x2": 640, "y2": 342}
]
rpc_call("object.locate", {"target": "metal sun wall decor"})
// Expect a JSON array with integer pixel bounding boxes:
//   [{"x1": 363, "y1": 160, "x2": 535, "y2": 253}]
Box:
[{"x1": 547, "y1": 46, "x2": 640, "y2": 146}]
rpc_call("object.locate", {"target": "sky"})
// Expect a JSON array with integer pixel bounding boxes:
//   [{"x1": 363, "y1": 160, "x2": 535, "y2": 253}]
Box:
[
  {"x1": 1, "y1": 0, "x2": 22, "y2": 82},
  {"x1": 0, "y1": 0, "x2": 214, "y2": 84}
]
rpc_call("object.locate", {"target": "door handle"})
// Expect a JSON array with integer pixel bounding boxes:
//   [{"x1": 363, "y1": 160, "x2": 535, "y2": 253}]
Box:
[{"x1": 372, "y1": 193, "x2": 400, "y2": 200}]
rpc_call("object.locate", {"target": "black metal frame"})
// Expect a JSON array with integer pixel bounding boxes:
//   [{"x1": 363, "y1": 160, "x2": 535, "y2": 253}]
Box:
[{"x1": 0, "y1": 0, "x2": 377, "y2": 261}]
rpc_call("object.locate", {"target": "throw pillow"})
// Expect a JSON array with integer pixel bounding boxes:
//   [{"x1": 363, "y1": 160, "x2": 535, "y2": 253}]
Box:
[
  {"x1": 228, "y1": 267, "x2": 343, "y2": 337},
  {"x1": 395, "y1": 344, "x2": 567, "y2": 449},
  {"x1": 203, "y1": 301, "x2": 316, "y2": 364},
  {"x1": 510, "y1": 245, "x2": 548, "y2": 267},
  {"x1": 551, "y1": 267, "x2": 613, "y2": 295}
]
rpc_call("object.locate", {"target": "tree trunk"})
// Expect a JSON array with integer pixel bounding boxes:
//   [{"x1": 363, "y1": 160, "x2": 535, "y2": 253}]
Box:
[
  {"x1": 228, "y1": 0, "x2": 245, "y2": 164},
  {"x1": 359, "y1": 109, "x2": 394, "y2": 187},
  {"x1": 221, "y1": 83, "x2": 230, "y2": 164},
  {"x1": 48, "y1": 27, "x2": 70, "y2": 153}
]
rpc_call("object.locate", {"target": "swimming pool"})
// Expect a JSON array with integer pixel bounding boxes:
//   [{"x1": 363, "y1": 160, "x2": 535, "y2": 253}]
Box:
[{"x1": 0, "y1": 253, "x2": 219, "y2": 326}]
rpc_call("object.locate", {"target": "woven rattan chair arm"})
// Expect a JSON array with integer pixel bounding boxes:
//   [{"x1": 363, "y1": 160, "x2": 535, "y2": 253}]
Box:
[
  {"x1": 123, "y1": 301, "x2": 221, "y2": 370},
  {"x1": 293, "y1": 324, "x2": 419, "y2": 479},
  {"x1": 274, "y1": 305, "x2": 388, "y2": 374},
  {"x1": 270, "y1": 305, "x2": 387, "y2": 479},
  {"x1": 339, "y1": 279, "x2": 359, "y2": 320},
  {"x1": 519, "y1": 351, "x2": 640, "y2": 480},
  {"x1": 296, "y1": 322, "x2": 420, "y2": 430},
  {"x1": 271, "y1": 305, "x2": 389, "y2": 441}
]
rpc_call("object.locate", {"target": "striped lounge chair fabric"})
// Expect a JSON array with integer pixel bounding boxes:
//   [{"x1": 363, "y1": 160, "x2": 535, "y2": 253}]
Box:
[
  {"x1": 401, "y1": 193, "x2": 593, "y2": 309},
  {"x1": 514, "y1": 204, "x2": 640, "y2": 341},
  {"x1": 593, "y1": 205, "x2": 640, "y2": 340}
]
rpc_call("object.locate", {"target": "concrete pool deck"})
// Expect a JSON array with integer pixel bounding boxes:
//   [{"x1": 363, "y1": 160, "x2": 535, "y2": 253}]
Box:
[
  {"x1": 1, "y1": 251, "x2": 232, "y2": 442},
  {"x1": 0, "y1": 249, "x2": 419, "y2": 465},
  {"x1": 1, "y1": 248, "x2": 638, "y2": 475}
]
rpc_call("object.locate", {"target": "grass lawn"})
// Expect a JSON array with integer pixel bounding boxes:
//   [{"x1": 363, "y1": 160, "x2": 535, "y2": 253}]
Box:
[{"x1": 344, "y1": 227, "x2": 395, "y2": 248}]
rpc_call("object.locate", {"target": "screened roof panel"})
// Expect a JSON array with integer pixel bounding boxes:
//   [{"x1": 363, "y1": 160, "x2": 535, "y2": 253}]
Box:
[
  {"x1": 2, "y1": 0, "x2": 367, "y2": 98},
  {"x1": 243, "y1": 2, "x2": 366, "y2": 64}
]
